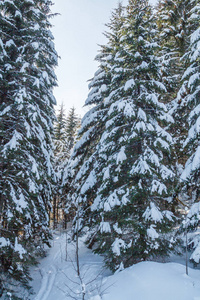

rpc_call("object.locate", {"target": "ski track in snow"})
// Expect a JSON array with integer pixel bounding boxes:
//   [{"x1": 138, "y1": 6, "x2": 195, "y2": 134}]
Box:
[
  {"x1": 34, "y1": 265, "x2": 57, "y2": 300},
  {"x1": 34, "y1": 266, "x2": 56, "y2": 300},
  {"x1": 31, "y1": 234, "x2": 105, "y2": 300},
  {"x1": 31, "y1": 233, "x2": 200, "y2": 300},
  {"x1": 33, "y1": 235, "x2": 66, "y2": 300},
  {"x1": 32, "y1": 233, "x2": 104, "y2": 300}
]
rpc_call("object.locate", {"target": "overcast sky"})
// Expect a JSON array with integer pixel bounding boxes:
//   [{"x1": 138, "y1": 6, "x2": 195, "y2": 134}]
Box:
[{"x1": 51, "y1": 0, "x2": 156, "y2": 116}]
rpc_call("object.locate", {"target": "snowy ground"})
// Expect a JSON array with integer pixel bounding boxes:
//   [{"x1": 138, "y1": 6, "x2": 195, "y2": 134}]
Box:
[
  {"x1": 30, "y1": 232, "x2": 200, "y2": 300},
  {"x1": 30, "y1": 231, "x2": 108, "y2": 300}
]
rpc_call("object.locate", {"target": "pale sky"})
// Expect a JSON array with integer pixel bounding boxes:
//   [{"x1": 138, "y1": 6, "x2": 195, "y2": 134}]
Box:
[{"x1": 51, "y1": 0, "x2": 157, "y2": 116}]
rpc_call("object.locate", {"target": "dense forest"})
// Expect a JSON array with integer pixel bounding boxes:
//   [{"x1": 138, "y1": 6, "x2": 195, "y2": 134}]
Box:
[{"x1": 0, "y1": 0, "x2": 200, "y2": 299}]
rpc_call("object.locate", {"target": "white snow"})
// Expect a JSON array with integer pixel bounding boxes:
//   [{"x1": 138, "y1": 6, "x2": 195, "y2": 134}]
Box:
[
  {"x1": 108, "y1": 99, "x2": 125, "y2": 115},
  {"x1": 2, "y1": 130, "x2": 22, "y2": 154},
  {"x1": 136, "y1": 120, "x2": 146, "y2": 131},
  {"x1": 121, "y1": 189, "x2": 130, "y2": 205},
  {"x1": 29, "y1": 179, "x2": 37, "y2": 193},
  {"x1": 102, "y1": 262, "x2": 200, "y2": 300},
  {"x1": 0, "y1": 105, "x2": 11, "y2": 116},
  {"x1": 17, "y1": 192, "x2": 28, "y2": 212},
  {"x1": 30, "y1": 233, "x2": 105, "y2": 300},
  {"x1": 116, "y1": 146, "x2": 127, "y2": 164},
  {"x1": 151, "y1": 179, "x2": 167, "y2": 195},
  {"x1": 143, "y1": 202, "x2": 163, "y2": 223},
  {"x1": 181, "y1": 146, "x2": 200, "y2": 180},
  {"x1": 160, "y1": 165, "x2": 174, "y2": 180},
  {"x1": 91, "y1": 194, "x2": 102, "y2": 211},
  {"x1": 29, "y1": 233, "x2": 200, "y2": 300},
  {"x1": 153, "y1": 80, "x2": 167, "y2": 92},
  {"x1": 14, "y1": 237, "x2": 26, "y2": 259},
  {"x1": 147, "y1": 225, "x2": 159, "y2": 240},
  {"x1": 103, "y1": 166, "x2": 110, "y2": 180},
  {"x1": 74, "y1": 126, "x2": 95, "y2": 152},
  {"x1": 0, "y1": 237, "x2": 10, "y2": 248},
  {"x1": 20, "y1": 62, "x2": 29, "y2": 73},
  {"x1": 131, "y1": 158, "x2": 151, "y2": 175},
  {"x1": 15, "y1": 10, "x2": 22, "y2": 18},
  {"x1": 188, "y1": 73, "x2": 199, "y2": 89},
  {"x1": 112, "y1": 238, "x2": 126, "y2": 256},
  {"x1": 163, "y1": 210, "x2": 175, "y2": 221},
  {"x1": 154, "y1": 137, "x2": 170, "y2": 150},
  {"x1": 104, "y1": 191, "x2": 121, "y2": 211},
  {"x1": 137, "y1": 108, "x2": 147, "y2": 122},
  {"x1": 190, "y1": 243, "x2": 200, "y2": 264},
  {"x1": 5, "y1": 39, "x2": 15, "y2": 48},
  {"x1": 113, "y1": 222, "x2": 122, "y2": 234},
  {"x1": 42, "y1": 71, "x2": 50, "y2": 84},
  {"x1": 124, "y1": 102, "x2": 135, "y2": 118},
  {"x1": 90, "y1": 296, "x2": 101, "y2": 300},
  {"x1": 32, "y1": 42, "x2": 39, "y2": 49},
  {"x1": 189, "y1": 104, "x2": 200, "y2": 122},
  {"x1": 80, "y1": 170, "x2": 97, "y2": 194},
  {"x1": 80, "y1": 106, "x2": 99, "y2": 131},
  {"x1": 136, "y1": 61, "x2": 148, "y2": 70},
  {"x1": 33, "y1": 78, "x2": 40, "y2": 88},
  {"x1": 124, "y1": 78, "x2": 135, "y2": 91},
  {"x1": 100, "y1": 222, "x2": 111, "y2": 233}
]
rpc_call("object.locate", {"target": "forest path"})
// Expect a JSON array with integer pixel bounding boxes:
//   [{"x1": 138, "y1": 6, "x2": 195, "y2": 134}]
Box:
[
  {"x1": 31, "y1": 231, "x2": 105, "y2": 300},
  {"x1": 30, "y1": 231, "x2": 200, "y2": 300}
]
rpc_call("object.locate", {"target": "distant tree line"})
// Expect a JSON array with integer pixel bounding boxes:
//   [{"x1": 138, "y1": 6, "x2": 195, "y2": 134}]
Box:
[{"x1": 53, "y1": 104, "x2": 80, "y2": 230}]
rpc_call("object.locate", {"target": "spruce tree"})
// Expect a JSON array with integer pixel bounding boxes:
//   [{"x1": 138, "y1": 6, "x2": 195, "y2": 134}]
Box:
[
  {"x1": 157, "y1": 0, "x2": 192, "y2": 99},
  {"x1": 53, "y1": 105, "x2": 80, "y2": 229},
  {"x1": 53, "y1": 103, "x2": 67, "y2": 229},
  {"x1": 176, "y1": 2, "x2": 200, "y2": 265},
  {"x1": 0, "y1": 0, "x2": 57, "y2": 297},
  {"x1": 55, "y1": 103, "x2": 67, "y2": 146},
  {"x1": 54, "y1": 103, "x2": 68, "y2": 172},
  {"x1": 65, "y1": 107, "x2": 80, "y2": 152},
  {"x1": 66, "y1": 0, "x2": 177, "y2": 272},
  {"x1": 63, "y1": 3, "x2": 125, "y2": 241},
  {"x1": 157, "y1": 0, "x2": 196, "y2": 171},
  {"x1": 89, "y1": 0, "x2": 177, "y2": 271}
]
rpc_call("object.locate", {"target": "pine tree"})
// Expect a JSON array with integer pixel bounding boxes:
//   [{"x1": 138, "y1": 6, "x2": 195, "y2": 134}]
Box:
[
  {"x1": 63, "y1": 3, "x2": 125, "y2": 241},
  {"x1": 176, "y1": 2, "x2": 200, "y2": 265},
  {"x1": 53, "y1": 105, "x2": 80, "y2": 229},
  {"x1": 55, "y1": 103, "x2": 67, "y2": 146},
  {"x1": 65, "y1": 0, "x2": 177, "y2": 272},
  {"x1": 54, "y1": 104, "x2": 80, "y2": 175},
  {"x1": 54, "y1": 102, "x2": 68, "y2": 171},
  {"x1": 157, "y1": 0, "x2": 192, "y2": 99},
  {"x1": 53, "y1": 103, "x2": 67, "y2": 229},
  {"x1": 0, "y1": 0, "x2": 57, "y2": 297},
  {"x1": 65, "y1": 107, "x2": 80, "y2": 151},
  {"x1": 157, "y1": 0, "x2": 196, "y2": 170},
  {"x1": 88, "y1": 0, "x2": 177, "y2": 271}
]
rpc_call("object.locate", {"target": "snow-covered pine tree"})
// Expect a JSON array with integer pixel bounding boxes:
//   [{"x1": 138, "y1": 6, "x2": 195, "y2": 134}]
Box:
[
  {"x1": 65, "y1": 106, "x2": 81, "y2": 152},
  {"x1": 157, "y1": 0, "x2": 196, "y2": 171},
  {"x1": 54, "y1": 105, "x2": 80, "y2": 177},
  {"x1": 63, "y1": 3, "x2": 125, "y2": 239},
  {"x1": 54, "y1": 103, "x2": 69, "y2": 172},
  {"x1": 176, "y1": 2, "x2": 200, "y2": 265},
  {"x1": 53, "y1": 103, "x2": 67, "y2": 229},
  {"x1": 157, "y1": 0, "x2": 192, "y2": 100},
  {"x1": 86, "y1": 0, "x2": 177, "y2": 271},
  {"x1": 0, "y1": 0, "x2": 57, "y2": 297},
  {"x1": 53, "y1": 105, "x2": 80, "y2": 229},
  {"x1": 55, "y1": 103, "x2": 67, "y2": 148}
]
